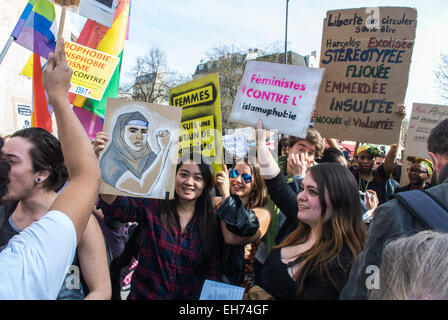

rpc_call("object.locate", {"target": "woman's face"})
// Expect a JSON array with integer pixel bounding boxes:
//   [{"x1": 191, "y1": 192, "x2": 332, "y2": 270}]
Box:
[
  {"x1": 229, "y1": 162, "x2": 254, "y2": 200},
  {"x1": 408, "y1": 162, "x2": 429, "y2": 185},
  {"x1": 175, "y1": 161, "x2": 205, "y2": 202},
  {"x1": 297, "y1": 173, "x2": 333, "y2": 228},
  {"x1": 124, "y1": 124, "x2": 148, "y2": 151},
  {"x1": 356, "y1": 151, "x2": 374, "y2": 173}
]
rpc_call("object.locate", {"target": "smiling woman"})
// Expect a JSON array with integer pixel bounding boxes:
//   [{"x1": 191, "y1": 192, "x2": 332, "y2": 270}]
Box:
[
  {"x1": 260, "y1": 163, "x2": 366, "y2": 299},
  {"x1": 98, "y1": 153, "x2": 224, "y2": 299}
]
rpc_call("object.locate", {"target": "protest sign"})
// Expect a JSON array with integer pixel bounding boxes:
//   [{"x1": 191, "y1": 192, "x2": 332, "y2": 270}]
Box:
[
  {"x1": 77, "y1": 0, "x2": 118, "y2": 28},
  {"x1": 400, "y1": 103, "x2": 448, "y2": 185},
  {"x1": 99, "y1": 98, "x2": 182, "y2": 199},
  {"x1": 314, "y1": 7, "x2": 417, "y2": 145},
  {"x1": 12, "y1": 97, "x2": 32, "y2": 131},
  {"x1": 65, "y1": 41, "x2": 120, "y2": 101},
  {"x1": 222, "y1": 134, "x2": 249, "y2": 160},
  {"x1": 199, "y1": 280, "x2": 245, "y2": 300},
  {"x1": 229, "y1": 61, "x2": 324, "y2": 138},
  {"x1": 73, "y1": 106, "x2": 104, "y2": 140},
  {"x1": 169, "y1": 73, "x2": 224, "y2": 173}
]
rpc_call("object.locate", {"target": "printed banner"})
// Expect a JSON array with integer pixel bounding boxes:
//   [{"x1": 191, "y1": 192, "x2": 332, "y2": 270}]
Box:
[
  {"x1": 314, "y1": 7, "x2": 417, "y2": 145},
  {"x1": 12, "y1": 97, "x2": 32, "y2": 131},
  {"x1": 99, "y1": 98, "x2": 182, "y2": 199},
  {"x1": 229, "y1": 61, "x2": 324, "y2": 138},
  {"x1": 65, "y1": 41, "x2": 120, "y2": 101},
  {"x1": 169, "y1": 73, "x2": 224, "y2": 173}
]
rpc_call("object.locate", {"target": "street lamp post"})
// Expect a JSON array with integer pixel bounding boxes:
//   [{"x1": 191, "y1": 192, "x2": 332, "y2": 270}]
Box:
[{"x1": 284, "y1": 0, "x2": 289, "y2": 64}]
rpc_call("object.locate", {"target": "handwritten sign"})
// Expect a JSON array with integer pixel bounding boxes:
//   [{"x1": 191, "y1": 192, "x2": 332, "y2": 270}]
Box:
[
  {"x1": 314, "y1": 7, "x2": 417, "y2": 145},
  {"x1": 400, "y1": 103, "x2": 448, "y2": 186},
  {"x1": 222, "y1": 134, "x2": 249, "y2": 160},
  {"x1": 229, "y1": 61, "x2": 324, "y2": 138},
  {"x1": 65, "y1": 41, "x2": 120, "y2": 101},
  {"x1": 405, "y1": 103, "x2": 448, "y2": 158}
]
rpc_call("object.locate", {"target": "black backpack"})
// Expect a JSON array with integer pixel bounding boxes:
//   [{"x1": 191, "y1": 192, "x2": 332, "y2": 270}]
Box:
[{"x1": 395, "y1": 189, "x2": 448, "y2": 232}]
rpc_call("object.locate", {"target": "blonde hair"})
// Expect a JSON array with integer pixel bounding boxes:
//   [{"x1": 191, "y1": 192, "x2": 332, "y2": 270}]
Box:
[{"x1": 369, "y1": 230, "x2": 448, "y2": 300}]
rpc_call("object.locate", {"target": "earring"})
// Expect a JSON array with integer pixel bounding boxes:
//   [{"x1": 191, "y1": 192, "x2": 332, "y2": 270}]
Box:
[{"x1": 35, "y1": 177, "x2": 41, "y2": 183}]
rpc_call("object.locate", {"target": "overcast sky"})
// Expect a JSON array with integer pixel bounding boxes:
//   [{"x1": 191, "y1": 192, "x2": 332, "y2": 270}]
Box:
[{"x1": 72, "y1": 0, "x2": 448, "y2": 113}]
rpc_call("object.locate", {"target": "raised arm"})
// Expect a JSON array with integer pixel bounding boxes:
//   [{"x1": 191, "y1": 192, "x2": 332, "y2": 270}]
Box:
[
  {"x1": 256, "y1": 120, "x2": 280, "y2": 179},
  {"x1": 44, "y1": 38, "x2": 102, "y2": 243},
  {"x1": 383, "y1": 105, "x2": 406, "y2": 176}
]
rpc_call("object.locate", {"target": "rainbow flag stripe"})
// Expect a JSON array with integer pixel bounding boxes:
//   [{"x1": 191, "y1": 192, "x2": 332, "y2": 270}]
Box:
[
  {"x1": 69, "y1": 0, "x2": 131, "y2": 119},
  {"x1": 11, "y1": 0, "x2": 57, "y2": 59}
]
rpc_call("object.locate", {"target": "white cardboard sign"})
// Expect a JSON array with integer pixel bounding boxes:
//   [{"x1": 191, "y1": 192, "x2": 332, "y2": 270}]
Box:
[{"x1": 229, "y1": 61, "x2": 324, "y2": 138}]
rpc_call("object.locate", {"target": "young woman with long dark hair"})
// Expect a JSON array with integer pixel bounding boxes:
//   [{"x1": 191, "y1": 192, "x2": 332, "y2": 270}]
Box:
[
  {"x1": 214, "y1": 158, "x2": 271, "y2": 289},
  {"x1": 98, "y1": 153, "x2": 222, "y2": 299},
  {"x1": 256, "y1": 120, "x2": 366, "y2": 299}
]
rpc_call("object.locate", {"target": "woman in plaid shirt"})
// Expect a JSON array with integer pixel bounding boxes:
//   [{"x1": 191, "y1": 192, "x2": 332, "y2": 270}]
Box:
[{"x1": 98, "y1": 154, "x2": 223, "y2": 299}]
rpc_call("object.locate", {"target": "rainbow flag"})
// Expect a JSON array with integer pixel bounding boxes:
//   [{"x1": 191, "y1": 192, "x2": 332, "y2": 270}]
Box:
[
  {"x1": 12, "y1": 0, "x2": 56, "y2": 132},
  {"x1": 11, "y1": 0, "x2": 57, "y2": 59},
  {"x1": 31, "y1": 52, "x2": 52, "y2": 132},
  {"x1": 69, "y1": 0, "x2": 131, "y2": 119}
]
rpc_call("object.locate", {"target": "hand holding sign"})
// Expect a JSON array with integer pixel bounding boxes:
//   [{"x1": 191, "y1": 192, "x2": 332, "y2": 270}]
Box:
[
  {"x1": 93, "y1": 131, "x2": 109, "y2": 160},
  {"x1": 216, "y1": 161, "x2": 231, "y2": 200},
  {"x1": 256, "y1": 120, "x2": 281, "y2": 179}
]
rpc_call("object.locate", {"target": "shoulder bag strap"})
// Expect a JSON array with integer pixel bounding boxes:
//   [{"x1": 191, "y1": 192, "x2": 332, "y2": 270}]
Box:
[{"x1": 395, "y1": 189, "x2": 448, "y2": 232}]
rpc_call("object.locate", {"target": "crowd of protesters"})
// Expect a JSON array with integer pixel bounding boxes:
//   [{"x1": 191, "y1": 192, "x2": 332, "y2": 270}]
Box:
[{"x1": 1, "y1": 38, "x2": 448, "y2": 300}]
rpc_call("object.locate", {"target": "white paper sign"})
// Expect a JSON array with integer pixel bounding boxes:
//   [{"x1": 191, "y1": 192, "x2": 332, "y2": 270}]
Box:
[
  {"x1": 199, "y1": 280, "x2": 245, "y2": 300},
  {"x1": 78, "y1": 0, "x2": 118, "y2": 28},
  {"x1": 405, "y1": 103, "x2": 448, "y2": 159},
  {"x1": 222, "y1": 134, "x2": 249, "y2": 159},
  {"x1": 229, "y1": 61, "x2": 324, "y2": 138}
]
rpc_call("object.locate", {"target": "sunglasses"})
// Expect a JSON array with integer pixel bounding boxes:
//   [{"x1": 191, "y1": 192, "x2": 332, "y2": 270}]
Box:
[{"x1": 229, "y1": 169, "x2": 252, "y2": 184}]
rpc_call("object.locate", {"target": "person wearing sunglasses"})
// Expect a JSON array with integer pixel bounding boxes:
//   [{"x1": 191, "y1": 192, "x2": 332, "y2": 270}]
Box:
[
  {"x1": 396, "y1": 156, "x2": 433, "y2": 193},
  {"x1": 215, "y1": 159, "x2": 271, "y2": 290}
]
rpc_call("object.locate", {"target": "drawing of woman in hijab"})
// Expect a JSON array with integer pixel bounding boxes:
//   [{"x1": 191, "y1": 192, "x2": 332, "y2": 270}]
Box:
[{"x1": 100, "y1": 110, "x2": 172, "y2": 196}]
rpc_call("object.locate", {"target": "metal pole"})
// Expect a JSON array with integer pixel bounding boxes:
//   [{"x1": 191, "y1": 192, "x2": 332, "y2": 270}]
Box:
[
  {"x1": 284, "y1": 0, "x2": 289, "y2": 64},
  {"x1": 0, "y1": 36, "x2": 15, "y2": 66}
]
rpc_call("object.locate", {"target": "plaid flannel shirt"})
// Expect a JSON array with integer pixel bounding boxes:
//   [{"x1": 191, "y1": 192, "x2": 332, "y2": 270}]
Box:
[{"x1": 98, "y1": 196, "x2": 222, "y2": 300}]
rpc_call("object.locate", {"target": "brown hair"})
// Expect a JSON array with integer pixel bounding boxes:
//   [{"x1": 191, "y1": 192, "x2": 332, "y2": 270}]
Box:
[
  {"x1": 287, "y1": 128, "x2": 325, "y2": 159},
  {"x1": 233, "y1": 158, "x2": 267, "y2": 209},
  {"x1": 275, "y1": 163, "x2": 366, "y2": 298}
]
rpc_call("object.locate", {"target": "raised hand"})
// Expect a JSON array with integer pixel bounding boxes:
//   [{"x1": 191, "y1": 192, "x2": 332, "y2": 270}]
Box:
[
  {"x1": 256, "y1": 119, "x2": 281, "y2": 179},
  {"x1": 287, "y1": 152, "x2": 308, "y2": 177},
  {"x1": 365, "y1": 189, "x2": 379, "y2": 211},
  {"x1": 93, "y1": 131, "x2": 109, "y2": 159},
  {"x1": 216, "y1": 162, "x2": 231, "y2": 199},
  {"x1": 43, "y1": 38, "x2": 72, "y2": 105}
]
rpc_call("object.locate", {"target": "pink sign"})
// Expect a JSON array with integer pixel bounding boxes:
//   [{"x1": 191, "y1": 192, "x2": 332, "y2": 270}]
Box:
[{"x1": 73, "y1": 106, "x2": 104, "y2": 140}]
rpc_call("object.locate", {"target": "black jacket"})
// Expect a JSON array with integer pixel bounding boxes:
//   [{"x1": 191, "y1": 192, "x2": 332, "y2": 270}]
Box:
[{"x1": 340, "y1": 164, "x2": 448, "y2": 300}]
